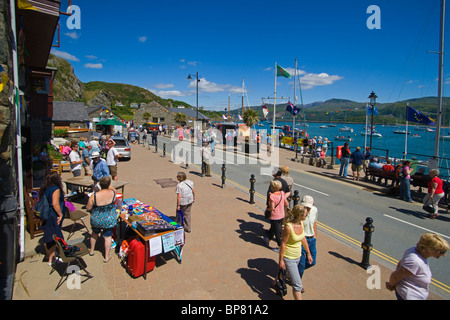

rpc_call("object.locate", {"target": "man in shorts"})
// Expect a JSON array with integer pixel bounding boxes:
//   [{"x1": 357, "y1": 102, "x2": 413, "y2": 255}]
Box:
[{"x1": 350, "y1": 146, "x2": 365, "y2": 181}]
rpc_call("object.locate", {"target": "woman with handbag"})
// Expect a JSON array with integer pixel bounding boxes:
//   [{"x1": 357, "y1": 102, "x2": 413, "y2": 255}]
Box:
[
  {"x1": 39, "y1": 172, "x2": 66, "y2": 266},
  {"x1": 86, "y1": 176, "x2": 117, "y2": 263},
  {"x1": 263, "y1": 180, "x2": 289, "y2": 252},
  {"x1": 399, "y1": 160, "x2": 414, "y2": 202},
  {"x1": 273, "y1": 205, "x2": 313, "y2": 300},
  {"x1": 422, "y1": 169, "x2": 445, "y2": 219}
]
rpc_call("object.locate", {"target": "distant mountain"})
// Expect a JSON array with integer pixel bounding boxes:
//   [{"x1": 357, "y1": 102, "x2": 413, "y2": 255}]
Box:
[{"x1": 47, "y1": 54, "x2": 448, "y2": 124}]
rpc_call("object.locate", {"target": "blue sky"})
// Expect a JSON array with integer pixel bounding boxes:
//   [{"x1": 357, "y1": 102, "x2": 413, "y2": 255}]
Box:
[{"x1": 52, "y1": 0, "x2": 449, "y2": 111}]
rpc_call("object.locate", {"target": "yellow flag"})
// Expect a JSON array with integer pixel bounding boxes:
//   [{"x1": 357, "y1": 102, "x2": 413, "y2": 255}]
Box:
[
  {"x1": 0, "y1": 73, "x2": 8, "y2": 93},
  {"x1": 17, "y1": 0, "x2": 39, "y2": 11}
]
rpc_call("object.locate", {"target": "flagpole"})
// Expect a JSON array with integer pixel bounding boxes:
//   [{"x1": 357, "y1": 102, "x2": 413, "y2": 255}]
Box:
[
  {"x1": 435, "y1": 0, "x2": 445, "y2": 158},
  {"x1": 293, "y1": 58, "x2": 297, "y2": 139},
  {"x1": 364, "y1": 104, "x2": 368, "y2": 150},
  {"x1": 405, "y1": 104, "x2": 409, "y2": 158},
  {"x1": 273, "y1": 62, "x2": 277, "y2": 146}
]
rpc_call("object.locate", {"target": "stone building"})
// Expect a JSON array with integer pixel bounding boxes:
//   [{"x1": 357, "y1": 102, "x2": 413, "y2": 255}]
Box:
[
  {"x1": 0, "y1": 0, "x2": 60, "y2": 299},
  {"x1": 133, "y1": 101, "x2": 209, "y2": 127}
]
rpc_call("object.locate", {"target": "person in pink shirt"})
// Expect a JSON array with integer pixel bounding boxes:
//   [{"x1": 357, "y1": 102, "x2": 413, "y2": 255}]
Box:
[{"x1": 263, "y1": 180, "x2": 289, "y2": 252}]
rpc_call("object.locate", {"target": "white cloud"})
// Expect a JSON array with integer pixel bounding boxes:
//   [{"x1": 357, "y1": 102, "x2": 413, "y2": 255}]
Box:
[
  {"x1": 179, "y1": 59, "x2": 199, "y2": 69},
  {"x1": 299, "y1": 72, "x2": 343, "y2": 89},
  {"x1": 154, "y1": 83, "x2": 174, "y2": 89},
  {"x1": 85, "y1": 55, "x2": 98, "y2": 60},
  {"x1": 188, "y1": 78, "x2": 242, "y2": 93},
  {"x1": 84, "y1": 63, "x2": 103, "y2": 69},
  {"x1": 51, "y1": 49, "x2": 79, "y2": 62},
  {"x1": 64, "y1": 31, "x2": 80, "y2": 39},
  {"x1": 150, "y1": 89, "x2": 186, "y2": 98},
  {"x1": 138, "y1": 36, "x2": 147, "y2": 43}
]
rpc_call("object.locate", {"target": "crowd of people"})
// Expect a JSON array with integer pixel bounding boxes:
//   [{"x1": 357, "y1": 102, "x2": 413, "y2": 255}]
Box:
[
  {"x1": 33, "y1": 122, "x2": 448, "y2": 301},
  {"x1": 261, "y1": 166, "x2": 318, "y2": 300}
]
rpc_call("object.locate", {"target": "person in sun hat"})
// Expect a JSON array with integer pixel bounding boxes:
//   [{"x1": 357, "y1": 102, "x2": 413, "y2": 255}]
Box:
[
  {"x1": 90, "y1": 151, "x2": 110, "y2": 186},
  {"x1": 297, "y1": 195, "x2": 318, "y2": 285}
]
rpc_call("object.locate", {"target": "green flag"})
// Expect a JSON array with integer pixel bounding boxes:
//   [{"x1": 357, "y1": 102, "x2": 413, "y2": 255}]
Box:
[{"x1": 277, "y1": 64, "x2": 291, "y2": 79}]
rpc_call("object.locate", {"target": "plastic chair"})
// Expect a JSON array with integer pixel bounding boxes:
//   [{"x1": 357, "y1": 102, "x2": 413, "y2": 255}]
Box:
[{"x1": 50, "y1": 235, "x2": 93, "y2": 291}]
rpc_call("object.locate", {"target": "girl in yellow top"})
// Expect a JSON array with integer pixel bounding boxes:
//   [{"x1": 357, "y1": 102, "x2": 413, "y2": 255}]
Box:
[{"x1": 278, "y1": 205, "x2": 313, "y2": 300}]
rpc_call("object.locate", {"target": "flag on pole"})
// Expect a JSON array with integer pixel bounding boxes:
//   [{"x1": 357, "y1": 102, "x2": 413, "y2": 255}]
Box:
[
  {"x1": 238, "y1": 115, "x2": 243, "y2": 121},
  {"x1": 276, "y1": 64, "x2": 291, "y2": 79},
  {"x1": 222, "y1": 114, "x2": 227, "y2": 120},
  {"x1": 262, "y1": 105, "x2": 269, "y2": 118},
  {"x1": 406, "y1": 105, "x2": 435, "y2": 126},
  {"x1": 286, "y1": 101, "x2": 300, "y2": 115},
  {"x1": 367, "y1": 105, "x2": 378, "y2": 115}
]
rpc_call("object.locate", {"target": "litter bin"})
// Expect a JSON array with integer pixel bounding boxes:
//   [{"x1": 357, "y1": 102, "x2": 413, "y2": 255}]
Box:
[{"x1": 0, "y1": 195, "x2": 18, "y2": 300}]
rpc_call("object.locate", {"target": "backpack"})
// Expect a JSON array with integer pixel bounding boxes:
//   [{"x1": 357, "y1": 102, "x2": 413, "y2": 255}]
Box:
[{"x1": 35, "y1": 193, "x2": 50, "y2": 221}]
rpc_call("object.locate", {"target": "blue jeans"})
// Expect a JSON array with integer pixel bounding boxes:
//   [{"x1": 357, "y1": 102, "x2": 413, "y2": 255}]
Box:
[
  {"x1": 298, "y1": 237, "x2": 317, "y2": 278},
  {"x1": 399, "y1": 178, "x2": 412, "y2": 201},
  {"x1": 339, "y1": 157, "x2": 350, "y2": 176}
]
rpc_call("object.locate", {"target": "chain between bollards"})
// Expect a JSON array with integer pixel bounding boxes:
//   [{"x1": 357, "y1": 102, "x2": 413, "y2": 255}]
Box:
[
  {"x1": 249, "y1": 174, "x2": 255, "y2": 204},
  {"x1": 360, "y1": 217, "x2": 374, "y2": 270}
]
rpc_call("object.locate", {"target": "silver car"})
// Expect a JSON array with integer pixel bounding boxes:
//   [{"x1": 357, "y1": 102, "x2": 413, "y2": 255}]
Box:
[{"x1": 111, "y1": 136, "x2": 131, "y2": 160}]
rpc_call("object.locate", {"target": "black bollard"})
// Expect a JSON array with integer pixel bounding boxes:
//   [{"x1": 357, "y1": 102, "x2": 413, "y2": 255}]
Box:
[
  {"x1": 155, "y1": 141, "x2": 158, "y2": 153},
  {"x1": 292, "y1": 190, "x2": 300, "y2": 206},
  {"x1": 360, "y1": 217, "x2": 374, "y2": 270},
  {"x1": 221, "y1": 163, "x2": 226, "y2": 188},
  {"x1": 163, "y1": 143, "x2": 166, "y2": 157},
  {"x1": 249, "y1": 174, "x2": 255, "y2": 204},
  {"x1": 185, "y1": 151, "x2": 189, "y2": 169},
  {"x1": 201, "y1": 149, "x2": 205, "y2": 177}
]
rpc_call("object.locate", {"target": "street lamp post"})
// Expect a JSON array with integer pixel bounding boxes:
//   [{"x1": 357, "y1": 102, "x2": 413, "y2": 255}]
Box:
[
  {"x1": 368, "y1": 91, "x2": 377, "y2": 150},
  {"x1": 187, "y1": 72, "x2": 200, "y2": 121}
]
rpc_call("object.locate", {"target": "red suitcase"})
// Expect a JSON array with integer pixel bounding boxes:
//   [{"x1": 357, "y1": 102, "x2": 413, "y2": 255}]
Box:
[{"x1": 127, "y1": 238, "x2": 156, "y2": 278}]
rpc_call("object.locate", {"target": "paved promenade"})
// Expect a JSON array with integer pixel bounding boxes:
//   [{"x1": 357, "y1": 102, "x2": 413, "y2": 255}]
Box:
[{"x1": 12, "y1": 141, "x2": 443, "y2": 301}]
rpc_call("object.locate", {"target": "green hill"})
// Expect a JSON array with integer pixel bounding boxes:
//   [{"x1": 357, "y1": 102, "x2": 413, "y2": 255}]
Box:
[{"x1": 48, "y1": 54, "x2": 448, "y2": 125}]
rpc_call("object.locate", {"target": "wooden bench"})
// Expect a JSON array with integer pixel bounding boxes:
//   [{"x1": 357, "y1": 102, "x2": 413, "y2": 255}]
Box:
[
  {"x1": 365, "y1": 167, "x2": 399, "y2": 186},
  {"x1": 411, "y1": 174, "x2": 432, "y2": 193}
]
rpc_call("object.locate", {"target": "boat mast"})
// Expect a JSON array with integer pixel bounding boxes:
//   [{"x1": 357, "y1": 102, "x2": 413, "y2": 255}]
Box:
[
  {"x1": 293, "y1": 58, "x2": 297, "y2": 136},
  {"x1": 435, "y1": 0, "x2": 445, "y2": 157},
  {"x1": 241, "y1": 78, "x2": 245, "y2": 119}
]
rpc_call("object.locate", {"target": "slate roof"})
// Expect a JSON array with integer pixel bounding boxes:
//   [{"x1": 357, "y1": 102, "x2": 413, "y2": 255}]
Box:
[
  {"x1": 53, "y1": 101, "x2": 89, "y2": 122},
  {"x1": 169, "y1": 107, "x2": 209, "y2": 120}
]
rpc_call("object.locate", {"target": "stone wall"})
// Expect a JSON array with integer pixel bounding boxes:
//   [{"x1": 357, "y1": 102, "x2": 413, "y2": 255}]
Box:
[
  {"x1": 0, "y1": 0, "x2": 16, "y2": 195},
  {"x1": 133, "y1": 101, "x2": 177, "y2": 126}
]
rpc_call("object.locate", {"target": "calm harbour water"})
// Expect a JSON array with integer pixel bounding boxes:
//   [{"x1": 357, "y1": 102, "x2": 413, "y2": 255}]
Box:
[{"x1": 257, "y1": 121, "x2": 450, "y2": 165}]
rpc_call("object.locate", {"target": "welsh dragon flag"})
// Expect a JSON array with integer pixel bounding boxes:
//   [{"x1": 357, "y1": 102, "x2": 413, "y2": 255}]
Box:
[{"x1": 277, "y1": 64, "x2": 291, "y2": 79}]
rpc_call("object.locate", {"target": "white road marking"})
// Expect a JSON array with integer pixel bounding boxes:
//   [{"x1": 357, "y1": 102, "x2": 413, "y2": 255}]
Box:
[{"x1": 384, "y1": 214, "x2": 450, "y2": 239}]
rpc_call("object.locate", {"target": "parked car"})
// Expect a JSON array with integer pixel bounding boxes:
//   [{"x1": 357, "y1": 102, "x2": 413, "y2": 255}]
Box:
[{"x1": 111, "y1": 136, "x2": 131, "y2": 160}]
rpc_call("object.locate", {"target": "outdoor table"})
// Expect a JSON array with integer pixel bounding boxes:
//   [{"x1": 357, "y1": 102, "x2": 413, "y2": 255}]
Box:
[
  {"x1": 63, "y1": 176, "x2": 128, "y2": 196},
  {"x1": 118, "y1": 201, "x2": 184, "y2": 280}
]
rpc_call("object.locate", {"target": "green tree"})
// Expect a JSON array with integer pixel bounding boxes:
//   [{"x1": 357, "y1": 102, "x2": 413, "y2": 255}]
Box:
[
  {"x1": 174, "y1": 112, "x2": 187, "y2": 124},
  {"x1": 243, "y1": 109, "x2": 260, "y2": 128},
  {"x1": 142, "y1": 112, "x2": 152, "y2": 121}
]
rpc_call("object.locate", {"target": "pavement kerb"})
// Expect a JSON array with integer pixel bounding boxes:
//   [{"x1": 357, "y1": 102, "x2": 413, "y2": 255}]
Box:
[{"x1": 12, "y1": 140, "x2": 444, "y2": 300}]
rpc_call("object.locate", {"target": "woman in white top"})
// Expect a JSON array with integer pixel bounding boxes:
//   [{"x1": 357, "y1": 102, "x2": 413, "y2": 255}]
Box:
[{"x1": 386, "y1": 233, "x2": 449, "y2": 300}]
